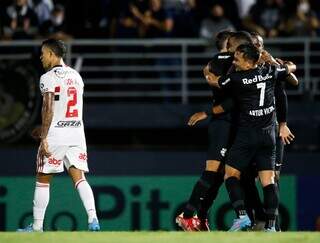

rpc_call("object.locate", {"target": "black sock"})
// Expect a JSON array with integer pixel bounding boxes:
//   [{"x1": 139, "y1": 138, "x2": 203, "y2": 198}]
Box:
[
  {"x1": 225, "y1": 177, "x2": 247, "y2": 217},
  {"x1": 275, "y1": 179, "x2": 281, "y2": 231},
  {"x1": 241, "y1": 173, "x2": 265, "y2": 223},
  {"x1": 263, "y1": 184, "x2": 279, "y2": 229},
  {"x1": 198, "y1": 172, "x2": 224, "y2": 220},
  {"x1": 183, "y1": 171, "x2": 218, "y2": 218}
]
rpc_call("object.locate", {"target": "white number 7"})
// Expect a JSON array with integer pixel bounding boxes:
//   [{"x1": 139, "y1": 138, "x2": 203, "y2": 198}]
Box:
[{"x1": 257, "y1": 83, "x2": 266, "y2": 107}]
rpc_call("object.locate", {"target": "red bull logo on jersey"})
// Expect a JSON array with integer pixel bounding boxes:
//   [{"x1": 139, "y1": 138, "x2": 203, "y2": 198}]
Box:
[{"x1": 242, "y1": 74, "x2": 272, "y2": 84}]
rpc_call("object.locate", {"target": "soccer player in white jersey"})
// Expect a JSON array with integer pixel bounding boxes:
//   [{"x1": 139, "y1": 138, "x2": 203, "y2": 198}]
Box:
[{"x1": 18, "y1": 39, "x2": 100, "y2": 232}]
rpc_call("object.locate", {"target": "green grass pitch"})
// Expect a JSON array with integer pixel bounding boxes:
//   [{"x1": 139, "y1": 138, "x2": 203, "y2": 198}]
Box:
[{"x1": 1, "y1": 232, "x2": 320, "y2": 243}]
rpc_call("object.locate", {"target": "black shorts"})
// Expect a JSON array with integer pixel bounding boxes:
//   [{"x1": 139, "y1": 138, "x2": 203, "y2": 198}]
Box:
[
  {"x1": 207, "y1": 118, "x2": 235, "y2": 162},
  {"x1": 275, "y1": 125, "x2": 284, "y2": 171},
  {"x1": 226, "y1": 124, "x2": 276, "y2": 172}
]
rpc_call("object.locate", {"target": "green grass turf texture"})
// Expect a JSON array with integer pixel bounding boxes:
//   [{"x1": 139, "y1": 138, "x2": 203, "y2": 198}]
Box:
[{"x1": 1, "y1": 232, "x2": 320, "y2": 243}]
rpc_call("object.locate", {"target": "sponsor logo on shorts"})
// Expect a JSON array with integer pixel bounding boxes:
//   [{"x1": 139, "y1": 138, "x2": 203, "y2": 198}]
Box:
[
  {"x1": 48, "y1": 157, "x2": 62, "y2": 167},
  {"x1": 220, "y1": 148, "x2": 227, "y2": 157},
  {"x1": 55, "y1": 121, "x2": 82, "y2": 128},
  {"x1": 79, "y1": 153, "x2": 87, "y2": 162}
]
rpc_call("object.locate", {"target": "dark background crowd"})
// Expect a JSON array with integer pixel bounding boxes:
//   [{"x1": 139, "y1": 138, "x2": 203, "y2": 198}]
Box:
[{"x1": 0, "y1": 0, "x2": 320, "y2": 41}]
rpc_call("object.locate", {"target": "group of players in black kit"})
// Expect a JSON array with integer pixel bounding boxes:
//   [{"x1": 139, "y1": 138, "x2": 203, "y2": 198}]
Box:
[{"x1": 176, "y1": 30, "x2": 298, "y2": 232}]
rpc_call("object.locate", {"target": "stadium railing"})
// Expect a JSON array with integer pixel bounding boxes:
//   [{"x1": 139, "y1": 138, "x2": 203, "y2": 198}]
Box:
[{"x1": 0, "y1": 38, "x2": 319, "y2": 103}]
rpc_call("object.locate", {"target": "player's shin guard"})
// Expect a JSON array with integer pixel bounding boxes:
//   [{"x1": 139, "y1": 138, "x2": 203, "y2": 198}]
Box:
[
  {"x1": 263, "y1": 184, "x2": 279, "y2": 230},
  {"x1": 75, "y1": 179, "x2": 98, "y2": 223},
  {"x1": 225, "y1": 177, "x2": 247, "y2": 217},
  {"x1": 198, "y1": 172, "x2": 224, "y2": 220},
  {"x1": 33, "y1": 182, "x2": 50, "y2": 231},
  {"x1": 183, "y1": 171, "x2": 220, "y2": 218}
]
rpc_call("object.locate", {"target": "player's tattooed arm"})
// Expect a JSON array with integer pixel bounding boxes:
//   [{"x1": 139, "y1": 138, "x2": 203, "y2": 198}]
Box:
[
  {"x1": 203, "y1": 65, "x2": 220, "y2": 87},
  {"x1": 39, "y1": 92, "x2": 54, "y2": 158}
]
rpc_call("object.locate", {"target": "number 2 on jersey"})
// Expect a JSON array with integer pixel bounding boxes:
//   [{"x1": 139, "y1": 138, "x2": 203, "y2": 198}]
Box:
[
  {"x1": 257, "y1": 83, "x2": 266, "y2": 107},
  {"x1": 66, "y1": 87, "x2": 78, "y2": 118}
]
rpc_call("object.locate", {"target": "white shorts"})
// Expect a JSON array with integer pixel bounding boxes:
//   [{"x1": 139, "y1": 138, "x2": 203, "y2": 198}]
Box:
[{"x1": 36, "y1": 144, "x2": 89, "y2": 174}]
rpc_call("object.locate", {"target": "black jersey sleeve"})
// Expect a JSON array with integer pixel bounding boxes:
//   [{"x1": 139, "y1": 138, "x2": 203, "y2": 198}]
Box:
[
  {"x1": 274, "y1": 82, "x2": 288, "y2": 123},
  {"x1": 275, "y1": 65, "x2": 289, "y2": 82},
  {"x1": 218, "y1": 75, "x2": 232, "y2": 89},
  {"x1": 208, "y1": 52, "x2": 234, "y2": 76}
]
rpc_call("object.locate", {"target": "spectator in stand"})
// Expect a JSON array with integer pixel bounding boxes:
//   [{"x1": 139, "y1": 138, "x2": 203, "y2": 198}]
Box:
[
  {"x1": 39, "y1": 4, "x2": 71, "y2": 40},
  {"x1": 31, "y1": 0, "x2": 53, "y2": 25},
  {"x1": 0, "y1": 12, "x2": 3, "y2": 40},
  {"x1": 3, "y1": 0, "x2": 38, "y2": 39},
  {"x1": 116, "y1": 0, "x2": 149, "y2": 38},
  {"x1": 199, "y1": 3, "x2": 234, "y2": 39},
  {"x1": 242, "y1": 0, "x2": 284, "y2": 37},
  {"x1": 235, "y1": 0, "x2": 256, "y2": 19},
  {"x1": 310, "y1": 0, "x2": 320, "y2": 35},
  {"x1": 216, "y1": 0, "x2": 242, "y2": 30},
  {"x1": 278, "y1": 0, "x2": 319, "y2": 37},
  {"x1": 173, "y1": 0, "x2": 201, "y2": 38},
  {"x1": 143, "y1": 0, "x2": 174, "y2": 38}
]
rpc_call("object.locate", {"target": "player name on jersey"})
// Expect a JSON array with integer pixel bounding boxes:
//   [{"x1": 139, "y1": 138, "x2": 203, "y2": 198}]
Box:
[
  {"x1": 242, "y1": 73, "x2": 273, "y2": 84},
  {"x1": 249, "y1": 105, "x2": 275, "y2": 117}
]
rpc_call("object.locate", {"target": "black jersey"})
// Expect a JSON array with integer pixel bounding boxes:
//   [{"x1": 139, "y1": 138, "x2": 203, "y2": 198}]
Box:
[
  {"x1": 208, "y1": 52, "x2": 234, "y2": 76},
  {"x1": 208, "y1": 52, "x2": 234, "y2": 103},
  {"x1": 207, "y1": 52, "x2": 234, "y2": 121},
  {"x1": 218, "y1": 64, "x2": 289, "y2": 128}
]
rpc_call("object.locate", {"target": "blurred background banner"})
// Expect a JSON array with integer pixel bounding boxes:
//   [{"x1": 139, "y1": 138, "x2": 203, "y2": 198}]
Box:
[
  {"x1": 0, "y1": 0, "x2": 320, "y2": 232},
  {"x1": 0, "y1": 176, "x2": 297, "y2": 231}
]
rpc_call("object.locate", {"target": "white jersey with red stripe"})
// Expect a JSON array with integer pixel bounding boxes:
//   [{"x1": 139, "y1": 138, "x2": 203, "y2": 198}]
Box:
[{"x1": 40, "y1": 65, "x2": 86, "y2": 146}]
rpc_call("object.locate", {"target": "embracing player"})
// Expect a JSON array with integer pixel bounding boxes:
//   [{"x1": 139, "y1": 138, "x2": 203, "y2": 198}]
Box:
[
  {"x1": 18, "y1": 39, "x2": 100, "y2": 232},
  {"x1": 207, "y1": 43, "x2": 297, "y2": 231}
]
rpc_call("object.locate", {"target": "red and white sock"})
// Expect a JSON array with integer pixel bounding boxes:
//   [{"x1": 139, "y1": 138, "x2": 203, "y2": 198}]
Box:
[
  {"x1": 75, "y1": 179, "x2": 98, "y2": 223},
  {"x1": 33, "y1": 182, "x2": 50, "y2": 230}
]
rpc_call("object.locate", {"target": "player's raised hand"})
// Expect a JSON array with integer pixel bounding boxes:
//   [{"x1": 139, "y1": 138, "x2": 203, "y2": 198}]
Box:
[
  {"x1": 188, "y1": 112, "x2": 208, "y2": 126},
  {"x1": 279, "y1": 123, "x2": 295, "y2": 145}
]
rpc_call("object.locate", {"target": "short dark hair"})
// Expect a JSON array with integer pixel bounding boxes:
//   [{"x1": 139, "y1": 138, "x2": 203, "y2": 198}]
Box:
[
  {"x1": 230, "y1": 31, "x2": 253, "y2": 46},
  {"x1": 236, "y1": 44, "x2": 261, "y2": 64},
  {"x1": 42, "y1": 38, "x2": 66, "y2": 58},
  {"x1": 215, "y1": 30, "x2": 234, "y2": 51}
]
